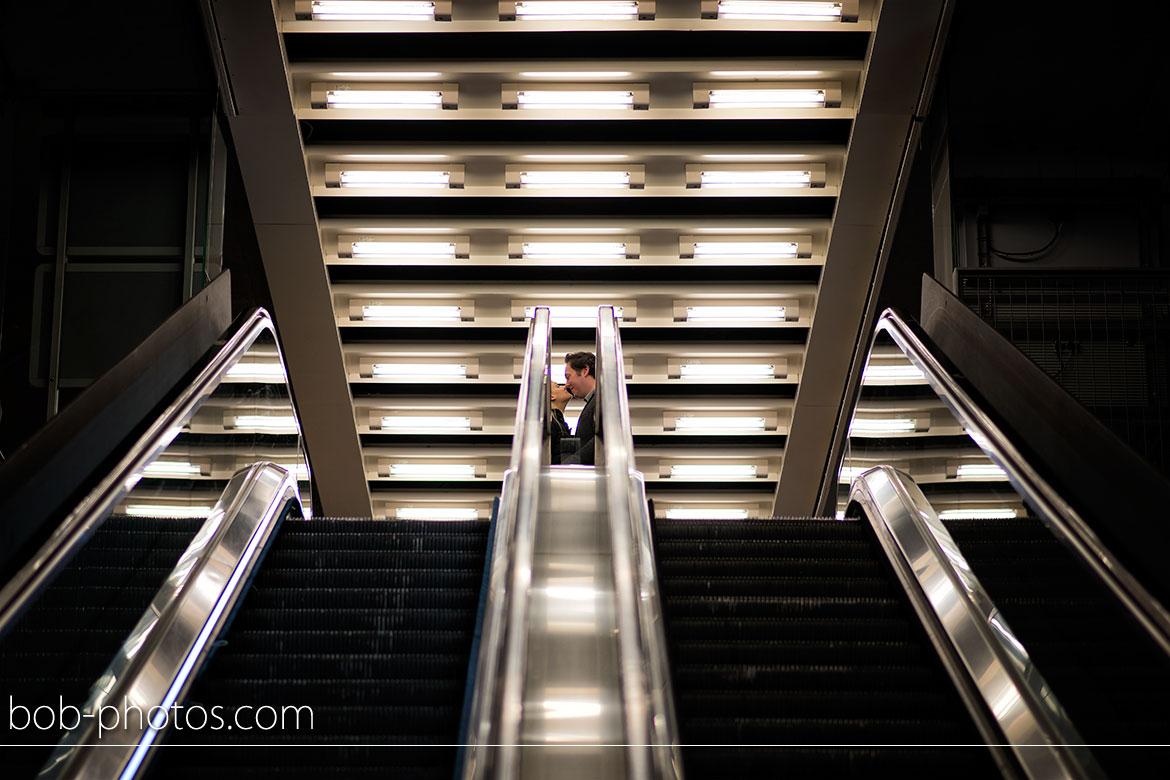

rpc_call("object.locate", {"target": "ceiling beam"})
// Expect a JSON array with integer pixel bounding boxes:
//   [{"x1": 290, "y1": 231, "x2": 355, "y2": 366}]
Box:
[
  {"x1": 774, "y1": 0, "x2": 952, "y2": 517},
  {"x1": 201, "y1": 0, "x2": 372, "y2": 517}
]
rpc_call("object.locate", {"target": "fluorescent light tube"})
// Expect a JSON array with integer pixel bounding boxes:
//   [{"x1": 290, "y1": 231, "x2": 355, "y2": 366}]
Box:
[
  {"x1": 863, "y1": 364, "x2": 925, "y2": 382},
  {"x1": 280, "y1": 463, "x2": 311, "y2": 480},
  {"x1": 674, "y1": 416, "x2": 767, "y2": 431},
  {"x1": 524, "y1": 305, "x2": 624, "y2": 323},
  {"x1": 522, "y1": 242, "x2": 628, "y2": 258},
  {"x1": 226, "y1": 362, "x2": 286, "y2": 381},
  {"x1": 681, "y1": 362, "x2": 775, "y2": 379},
  {"x1": 716, "y1": 1, "x2": 843, "y2": 20},
  {"x1": 849, "y1": 418, "x2": 915, "y2": 434},
  {"x1": 389, "y1": 463, "x2": 478, "y2": 478},
  {"x1": 955, "y1": 464, "x2": 1008, "y2": 480},
  {"x1": 350, "y1": 241, "x2": 456, "y2": 258},
  {"x1": 665, "y1": 508, "x2": 750, "y2": 520},
  {"x1": 362, "y1": 305, "x2": 463, "y2": 321},
  {"x1": 521, "y1": 71, "x2": 633, "y2": 79},
  {"x1": 514, "y1": 1, "x2": 639, "y2": 19},
  {"x1": 371, "y1": 363, "x2": 468, "y2": 379},
  {"x1": 707, "y1": 88, "x2": 826, "y2": 108},
  {"x1": 692, "y1": 241, "x2": 799, "y2": 257},
  {"x1": 143, "y1": 461, "x2": 203, "y2": 478},
  {"x1": 396, "y1": 507, "x2": 480, "y2": 520},
  {"x1": 838, "y1": 465, "x2": 867, "y2": 482},
  {"x1": 325, "y1": 89, "x2": 444, "y2": 109},
  {"x1": 311, "y1": 0, "x2": 437, "y2": 20},
  {"x1": 698, "y1": 169, "x2": 812, "y2": 187},
  {"x1": 125, "y1": 504, "x2": 214, "y2": 519},
  {"x1": 685, "y1": 306, "x2": 787, "y2": 321},
  {"x1": 938, "y1": 508, "x2": 1018, "y2": 521},
  {"x1": 519, "y1": 170, "x2": 631, "y2": 188},
  {"x1": 669, "y1": 464, "x2": 758, "y2": 478},
  {"x1": 338, "y1": 170, "x2": 451, "y2": 188},
  {"x1": 381, "y1": 415, "x2": 473, "y2": 431},
  {"x1": 517, "y1": 90, "x2": 634, "y2": 110},
  {"x1": 233, "y1": 415, "x2": 300, "y2": 433}
]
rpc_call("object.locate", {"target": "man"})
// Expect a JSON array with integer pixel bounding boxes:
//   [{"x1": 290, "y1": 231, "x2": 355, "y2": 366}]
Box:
[{"x1": 551, "y1": 351, "x2": 596, "y2": 466}]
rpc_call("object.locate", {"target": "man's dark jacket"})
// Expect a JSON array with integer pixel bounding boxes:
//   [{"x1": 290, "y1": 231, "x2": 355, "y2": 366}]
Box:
[{"x1": 553, "y1": 391, "x2": 596, "y2": 465}]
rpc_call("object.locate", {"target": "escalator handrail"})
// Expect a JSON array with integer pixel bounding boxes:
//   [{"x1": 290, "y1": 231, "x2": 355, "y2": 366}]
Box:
[
  {"x1": 0, "y1": 308, "x2": 288, "y2": 642},
  {"x1": 461, "y1": 307, "x2": 551, "y2": 779},
  {"x1": 872, "y1": 308, "x2": 1170, "y2": 656},
  {"x1": 39, "y1": 462, "x2": 300, "y2": 780},
  {"x1": 851, "y1": 466, "x2": 1103, "y2": 780},
  {"x1": 596, "y1": 306, "x2": 682, "y2": 780}
]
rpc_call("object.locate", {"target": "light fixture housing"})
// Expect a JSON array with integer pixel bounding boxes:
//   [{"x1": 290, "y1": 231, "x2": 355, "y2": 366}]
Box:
[
  {"x1": 395, "y1": 507, "x2": 480, "y2": 520},
  {"x1": 369, "y1": 362, "x2": 469, "y2": 379},
  {"x1": 665, "y1": 508, "x2": 750, "y2": 520},
  {"x1": 389, "y1": 463, "x2": 479, "y2": 478},
  {"x1": 225, "y1": 362, "x2": 287, "y2": 382},
  {"x1": 862, "y1": 363, "x2": 927, "y2": 384},
  {"x1": 338, "y1": 235, "x2": 469, "y2": 259},
  {"x1": 311, "y1": 82, "x2": 458, "y2": 110},
  {"x1": 511, "y1": 237, "x2": 638, "y2": 259},
  {"x1": 143, "y1": 461, "x2": 205, "y2": 478},
  {"x1": 230, "y1": 415, "x2": 300, "y2": 433},
  {"x1": 297, "y1": 0, "x2": 452, "y2": 21},
  {"x1": 325, "y1": 163, "x2": 465, "y2": 189},
  {"x1": 521, "y1": 304, "x2": 627, "y2": 324},
  {"x1": 681, "y1": 235, "x2": 812, "y2": 260},
  {"x1": 937, "y1": 508, "x2": 1019, "y2": 521},
  {"x1": 700, "y1": 0, "x2": 856, "y2": 21},
  {"x1": 668, "y1": 464, "x2": 759, "y2": 479},
  {"x1": 125, "y1": 504, "x2": 215, "y2": 519},
  {"x1": 670, "y1": 415, "x2": 770, "y2": 431},
  {"x1": 693, "y1": 81, "x2": 841, "y2": 109},
  {"x1": 503, "y1": 83, "x2": 649, "y2": 110},
  {"x1": 686, "y1": 163, "x2": 826, "y2": 189},
  {"x1": 500, "y1": 1, "x2": 654, "y2": 20},
  {"x1": 378, "y1": 415, "x2": 476, "y2": 431},
  {"x1": 506, "y1": 164, "x2": 644, "y2": 190},
  {"x1": 954, "y1": 463, "x2": 1008, "y2": 480},
  {"x1": 682, "y1": 305, "x2": 789, "y2": 322},
  {"x1": 848, "y1": 417, "x2": 922, "y2": 435},
  {"x1": 357, "y1": 304, "x2": 469, "y2": 322},
  {"x1": 677, "y1": 361, "x2": 779, "y2": 380}
]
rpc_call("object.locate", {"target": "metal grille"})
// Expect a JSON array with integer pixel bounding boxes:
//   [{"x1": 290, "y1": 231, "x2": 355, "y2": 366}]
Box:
[{"x1": 958, "y1": 270, "x2": 1170, "y2": 476}]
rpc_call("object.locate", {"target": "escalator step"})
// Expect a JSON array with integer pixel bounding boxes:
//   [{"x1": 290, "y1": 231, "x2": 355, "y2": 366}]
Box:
[
  {"x1": 222, "y1": 629, "x2": 474, "y2": 655},
  {"x1": 653, "y1": 519, "x2": 864, "y2": 541},
  {"x1": 665, "y1": 616, "x2": 918, "y2": 642},
  {"x1": 672, "y1": 663, "x2": 941, "y2": 693},
  {"x1": 657, "y1": 557, "x2": 885, "y2": 578},
  {"x1": 205, "y1": 652, "x2": 469, "y2": 681},
  {"x1": 660, "y1": 576, "x2": 893, "y2": 598},
  {"x1": 671, "y1": 638, "x2": 928, "y2": 666},
  {"x1": 676, "y1": 688, "x2": 958, "y2": 718},
  {"x1": 232, "y1": 568, "x2": 484, "y2": 589},
  {"x1": 239, "y1": 588, "x2": 480, "y2": 610},
  {"x1": 261, "y1": 550, "x2": 485, "y2": 570},
  {"x1": 210, "y1": 608, "x2": 476, "y2": 632},
  {"x1": 656, "y1": 539, "x2": 875, "y2": 558},
  {"x1": 663, "y1": 594, "x2": 907, "y2": 619}
]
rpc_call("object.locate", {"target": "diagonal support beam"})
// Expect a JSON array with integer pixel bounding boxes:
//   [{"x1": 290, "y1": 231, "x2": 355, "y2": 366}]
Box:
[
  {"x1": 201, "y1": 0, "x2": 372, "y2": 517},
  {"x1": 774, "y1": 0, "x2": 951, "y2": 517}
]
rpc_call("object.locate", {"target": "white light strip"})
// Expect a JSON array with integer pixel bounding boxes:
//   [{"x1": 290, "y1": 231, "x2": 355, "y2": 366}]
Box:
[
  {"x1": 280, "y1": 463, "x2": 311, "y2": 480},
  {"x1": 338, "y1": 170, "x2": 451, "y2": 188},
  {"x1": 226, "y1": 362, "x2": 286, "y2": 381},
  {"x1": 514, "y1": 1, "x2": 639, "y2": 19},
  {"x1": 863, "y1": 364, "x2": 925, "y2": 382},
  {"x1": 686, "y1": 306, "x2": 787, "y2": 321},
  {"x1": 519, "y1": 170, "x2": 632, "y2": 188},
  {"x1": 311, "y1": 0, "x2": 437, "y2": 20},
  {"x1": 524, "y1": 305, "x2": 624, "y2": 322},
  {"x1": 381, "y1": 416, "x2": 473, "y2": 431},
  {"x1": 938, "y1": 508, "x2": 1019, "y2": 520},
  {"x1": 143, "y1": 461, "x2": 203, "y2": 478},
  {"x1": 699, "y1": 169, "x2": 812, "y2": 188},
  {"x1": 692, "y1": 241, "x2": 799, "y2": 257},
  {"x1": 521, "y1": 71, "x2": 633, "y2": 79},
  {"x1": 665, "y1": 508, "x2": 750, "y2": 520},
  {"x1": 838, "y1": 465, "x2": 867, "y2": 482},
  {"x1": 350, "y1": 241, "x2": 456, "y2": 258},
  {"x1": 325, "y1": 89, "x2": 443, "y2": 109},
  {"x1": 955, "y1": 464, "x2": 1008, "y2": 480},
  {"x1": 125, "y1": 504, "x2": 214, "y2": 519},
  {"x1": 396, "y1": 507, "x2": 480, "y2": 520},
  {"x1": 233, "y1": 415, "x2": 300, "y2": 433},
  {"x1": 707, "y1": 88, "x2": 826, "y2": 108},
  {"x1": 674, "y1": 416, "x2": 767, "y2": 431},
  {"x1": 390, "y1": 463, "x2": 478, "y2": 478},
  {"x1": 716, "y1": 1, "x2": 843, "y2": 21},
  {"x1": 372, "y1": 363, "x2": 467, "y2": 379},
  {"x1": 522, "y1": 242, "x2": 628, "y2": 258},
  {"x1": 517, "y1": 90, "x2": 634, "y2": 110},
  {"x1": 849, "y1": 418, "x2": 915, "y2": 434},
  {"x1": 669, "y1": 464, "x2": 758, "y2": 478},
  {"x1": 681, "y1": 362, "x2": 775, "y2": 379},
  {"x1": 362, "y1": 305, "x2": 463, "y2": 321}
]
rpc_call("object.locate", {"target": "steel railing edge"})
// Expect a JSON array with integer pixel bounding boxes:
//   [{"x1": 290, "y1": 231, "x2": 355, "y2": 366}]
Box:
[
  {"x1": 40, "y1": 462, "x2": 301, "y2": 780},
  {"x1": 851, "y1": 466, "x2": 1103, "y2": 780}
]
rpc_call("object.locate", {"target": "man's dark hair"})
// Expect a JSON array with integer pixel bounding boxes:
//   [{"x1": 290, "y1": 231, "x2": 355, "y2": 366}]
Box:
[{"x1": 564, "y1": 351, "x2": 595, "y2": 377}]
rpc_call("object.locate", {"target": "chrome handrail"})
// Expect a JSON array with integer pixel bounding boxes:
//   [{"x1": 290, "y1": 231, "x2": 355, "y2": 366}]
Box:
[
  {"x1": 851, "y1": 466, "x2": 1103, "y2": 780},
  {"x1": 40, "y1": 462, "x2": 301, "y2": 780},
  {"x1": 597, "y1": 306, "x2": 683, "y2": 780},
  {"x1": 871, "y1": 308, "x2": 1170, "y2": 657},
  {"x1": 0, "y1": 308, "x2": 297, "y2": 640},
  {"x1": 461, "y1": 307, "x2": 551, "y2": 780}
]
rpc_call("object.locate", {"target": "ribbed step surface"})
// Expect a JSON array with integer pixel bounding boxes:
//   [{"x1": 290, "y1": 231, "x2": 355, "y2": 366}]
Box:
[
  {"x1": 945, "y1": 517, "x2": 1170, "y2": 777},
  {"x1": 0, "y1": 515, "x2": 203, "y2": 775},
  {"x1": 150, "y1": 518, "x2": 489, "y2": 780},
  {"x1": 653, "y1": 518, "x2": 997, "y2": 778}
]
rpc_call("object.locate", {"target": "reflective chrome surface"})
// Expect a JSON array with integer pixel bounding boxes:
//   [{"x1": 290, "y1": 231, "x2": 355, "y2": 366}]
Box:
[
  {"x1": 852, "y1": 466, "x2": 1102, "y2": 780},
  {"x1": 596, "y1": 306, "x2": 683, "y2": 780},
  {"x1": 0, "y1": 309, "x2": 309, "y2": 640},
  {"x1": 462, "y1": 308, "x2": 551, "y2": 780},
  {"x1": 841, "y1": 309, "x2": 1170, "y2": 657},
  {"x1": 40, "y1": 462, "x2": 301, "y2": 780}
]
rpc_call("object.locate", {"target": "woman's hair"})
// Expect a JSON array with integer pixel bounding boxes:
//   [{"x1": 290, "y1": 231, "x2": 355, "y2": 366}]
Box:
[{"x1": 564, "y1": 351, "x2": 595, "y2": 377}]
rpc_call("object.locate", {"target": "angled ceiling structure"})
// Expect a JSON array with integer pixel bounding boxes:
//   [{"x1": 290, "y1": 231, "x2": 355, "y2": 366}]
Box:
[{"x1": 206, "y1": 0, "x2": 947, "y2": 520}]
